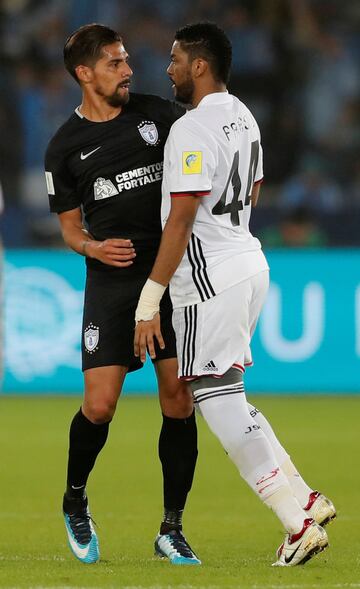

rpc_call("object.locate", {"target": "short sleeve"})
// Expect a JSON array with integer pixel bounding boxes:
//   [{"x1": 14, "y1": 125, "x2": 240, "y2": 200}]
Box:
[
  {"x1": 164, "y1": 119, "x2": 216, "y2": 196},
  {"x1": 44, "y1": 142, "x2": 81, "y2": 213},
  {"x1": 254, "y1": 142, "x2": 263, "y2": 183},
  {"x1": 250, "y1": 115, "x2": 263, "y2": 183}
]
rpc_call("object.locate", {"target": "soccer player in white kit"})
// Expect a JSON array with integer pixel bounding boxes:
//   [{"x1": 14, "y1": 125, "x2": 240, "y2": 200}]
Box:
[{"x1": 135, "y1": 23, "x2": 334, "y2": 566}]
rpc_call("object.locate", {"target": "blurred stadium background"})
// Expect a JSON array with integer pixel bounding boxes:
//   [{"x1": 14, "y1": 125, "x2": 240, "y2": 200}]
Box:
[
  {"x1": 0, "y1": 2, "x2": 359, "y2": 587},
  {"x1": 0, "y1": 0, "x2": 359, "y2": 393}
]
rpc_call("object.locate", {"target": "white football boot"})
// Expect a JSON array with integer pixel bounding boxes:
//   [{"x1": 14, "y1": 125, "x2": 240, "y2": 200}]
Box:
[
  {"x1": 304, "y1": 491, "x2": 336, "y2": 526},
  {"x1": 273, "y1": 518, "x2": 328, "y2": 567}
]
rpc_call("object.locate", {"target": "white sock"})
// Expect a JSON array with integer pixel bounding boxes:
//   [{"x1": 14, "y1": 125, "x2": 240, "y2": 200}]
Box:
[
  {"x1": 264, "y1": 486, "x2": 306, "y2": 534},
  {"x1": 247, "y1": 402, "x2": 289, "y2": 465},
  {"x1": 247, "y1": 402, "x2": 313, "y2": 508},
  {"x1": 196, "y1": 383, "x2": 305, "y2": 532},
  {"x1": 281, "y1": 457, "x2": 313, "y2": 508}
]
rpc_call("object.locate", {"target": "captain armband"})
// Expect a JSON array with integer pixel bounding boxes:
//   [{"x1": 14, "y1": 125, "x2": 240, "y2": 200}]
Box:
[{"x1": 135, "y1": 279, "x2": 166, "y2": 324}]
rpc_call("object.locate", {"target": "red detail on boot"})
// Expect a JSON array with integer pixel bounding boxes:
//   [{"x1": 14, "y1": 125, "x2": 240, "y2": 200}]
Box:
[
  {"x1": 304, "y1": 491, "x2": 321, "y2": 511},
  {"x1": 288, "y1": 518, "x2": 314, "y2": 544}
]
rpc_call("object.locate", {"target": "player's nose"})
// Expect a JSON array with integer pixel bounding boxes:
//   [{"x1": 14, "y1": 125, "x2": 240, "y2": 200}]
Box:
[{"x1": 124, "y1": 63, "x2": 133, "y2": 77}]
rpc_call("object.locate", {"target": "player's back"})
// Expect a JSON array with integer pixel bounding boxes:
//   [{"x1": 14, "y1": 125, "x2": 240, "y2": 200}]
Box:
[
  {"x1": 162, "y1": 92, "x2": 268, "y2": 308},
  {"x1": 185, "y1": 93, "x2": 261, "y2": 243}
]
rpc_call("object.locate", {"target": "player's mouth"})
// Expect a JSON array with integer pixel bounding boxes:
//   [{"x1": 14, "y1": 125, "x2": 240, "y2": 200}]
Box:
[{"x1": 118, "y1": 81, "x2": 131, "y2": 90}]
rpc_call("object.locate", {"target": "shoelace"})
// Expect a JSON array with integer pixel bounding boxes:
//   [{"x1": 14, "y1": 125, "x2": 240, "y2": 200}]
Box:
[
  {"x1": 167, "y1": 532, "x2": 195, "y2": 558},
  {"x1": 68, "y1": 510, "x2": 96, "y2": 545}
]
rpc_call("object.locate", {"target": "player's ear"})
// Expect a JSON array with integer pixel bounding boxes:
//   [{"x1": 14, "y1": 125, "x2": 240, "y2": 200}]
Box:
[
  {"x1": 75, "y1": 64, "x2": 93, "y2": 84},
  {"x1": 192, "y1": 58, "x2": 207, "y2": 78}
]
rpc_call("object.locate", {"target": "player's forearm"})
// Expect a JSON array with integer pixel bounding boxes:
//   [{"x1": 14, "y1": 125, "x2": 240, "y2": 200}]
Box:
[
  {"x1": 135, "y1": 196, "x2": 199, "y2": 323},
  {"x1": 60, "y1": 224, "x2": 97, "y2": 258},
  {"x1": 251, "y1": 182, "x2": 262, "y2": 207},
  {"x1": 135, "y1": 216, "x2": 193, "y2": 323},
  {"x1": 150, "y1": 217, "x2": 192, "y2": 286}
]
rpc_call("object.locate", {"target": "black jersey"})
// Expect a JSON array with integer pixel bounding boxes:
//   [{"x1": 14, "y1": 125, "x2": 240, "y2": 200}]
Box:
[{"x1": 45, "y1": 93, "x2": 185, "y2": 274}]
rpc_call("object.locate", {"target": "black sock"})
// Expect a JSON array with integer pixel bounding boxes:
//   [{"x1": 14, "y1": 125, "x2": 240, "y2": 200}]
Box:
[
  {"x1": 160, "y1": 508, "x2": 183, "y2": 534},
  {"x1": 66, "y1": 408, "x2": 110, "y2": 499},
  {"x1": 158, "y1": 410, "x2": 198, "y2": 521}
]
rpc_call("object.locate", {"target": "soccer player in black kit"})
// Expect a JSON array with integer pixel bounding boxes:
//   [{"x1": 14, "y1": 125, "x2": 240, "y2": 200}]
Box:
[{"x1": 44, "y1": 24, "x2": 200, "y2": 565}]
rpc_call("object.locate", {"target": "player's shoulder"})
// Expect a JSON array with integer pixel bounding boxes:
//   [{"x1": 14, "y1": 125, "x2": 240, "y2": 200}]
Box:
[
  {"x1": 168, "y1": 106, "x2": 204, "y2": 139},
  {"x1": 128, "y1": 92, "x2": 185, "y2": 122},
  {"x1": 46, "y1": 111, "x2": 81, "y2": 156},
  {"x1": 231, "y1": 94, "x2": 259, "y2": 129}
]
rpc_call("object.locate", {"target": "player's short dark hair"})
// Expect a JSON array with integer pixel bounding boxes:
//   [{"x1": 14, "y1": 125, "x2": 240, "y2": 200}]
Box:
[
  {"x1": 64, "y1": 23, "x2": 122, "y2": 83},
  {"x1": 174, "y1": 22, "x2": 232, "y2": 85}
]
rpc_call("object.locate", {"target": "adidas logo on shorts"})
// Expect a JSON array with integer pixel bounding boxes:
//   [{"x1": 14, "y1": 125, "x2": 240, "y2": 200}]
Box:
[{"x1": 203, "y1": 360, "x2": 218, "y2": 372}]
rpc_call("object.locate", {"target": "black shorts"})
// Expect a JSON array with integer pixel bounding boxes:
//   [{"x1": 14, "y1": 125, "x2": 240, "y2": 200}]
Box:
[{"x1": 81, "y1": 268, "x2": 176, "y2": 372}]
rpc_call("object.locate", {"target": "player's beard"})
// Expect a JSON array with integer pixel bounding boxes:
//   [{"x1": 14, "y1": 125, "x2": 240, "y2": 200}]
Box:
[
  {"x1": 173, "y1": 74, "x2": 194, "y2": 104},
  {"x1": 95, "y1": 82, "x2": 130, "y2": 107}
]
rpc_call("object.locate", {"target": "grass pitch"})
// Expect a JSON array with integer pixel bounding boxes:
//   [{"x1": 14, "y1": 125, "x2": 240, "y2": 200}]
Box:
[{"x1": 0, "y1": 394, "x2": 359, "y2": 589}]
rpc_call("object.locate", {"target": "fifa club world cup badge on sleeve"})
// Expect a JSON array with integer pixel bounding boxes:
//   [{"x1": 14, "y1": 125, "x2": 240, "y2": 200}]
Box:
[
  {"x1": 182, "y1": 151, "x2": 202, "y2": 174},
  {"x1": 84, "y1": 323, "x2": 99, "y2": 354}
]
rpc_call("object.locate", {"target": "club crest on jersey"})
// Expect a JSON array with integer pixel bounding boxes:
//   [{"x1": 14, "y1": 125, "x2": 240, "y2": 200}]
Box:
[
  {"x1": 93, "y1": 177, "x2": 119, "y2": 200},
  {"x1": 84, "y1": 324, "x2": 99, "y2": 353},
  {"x1": 137, "y1": 121, "x2": 159, "y2": 146},
  {"x1": 182, "y1": 151, "x2": 202, "y2": 175}
]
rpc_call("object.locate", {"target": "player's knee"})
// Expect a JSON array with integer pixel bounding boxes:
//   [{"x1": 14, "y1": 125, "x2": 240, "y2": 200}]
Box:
[
  {"x1": 84, "y1": 398, "x2": 117, "y2": 424},
  {"x1": 159, "y1": 381, "x2": 193, "y2": 418},
  {"x1": 191, "y1": 367, "x2": 263, "y2": 451}
]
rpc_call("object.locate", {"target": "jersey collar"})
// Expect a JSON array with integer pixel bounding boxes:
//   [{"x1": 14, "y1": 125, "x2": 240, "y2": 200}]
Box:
[
  {"x1": 196, "y1": 91, "x2": 231, "y2": 109},
  {"x1": 75, "y1": 106, "x2": 83, "y2": 119}
]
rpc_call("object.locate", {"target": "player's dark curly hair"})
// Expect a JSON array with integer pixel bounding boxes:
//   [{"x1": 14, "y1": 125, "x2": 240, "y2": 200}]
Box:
[
  {"x1": 64, "y1": 24, "x2": 122, "y2": 83},
  {"x1": 174, "y1": 22, "x2": 232, "y2": 85}
]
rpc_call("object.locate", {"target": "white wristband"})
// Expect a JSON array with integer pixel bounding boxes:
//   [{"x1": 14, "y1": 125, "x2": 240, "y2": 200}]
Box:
[{"x1": 135, "y1": 279, "x2": 166, "y2": 323}]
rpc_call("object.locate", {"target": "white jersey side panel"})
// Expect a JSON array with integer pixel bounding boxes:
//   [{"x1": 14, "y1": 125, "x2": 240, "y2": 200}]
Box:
[{"x1": 161, "y1": 92, "x2": 269, "y2": 308}]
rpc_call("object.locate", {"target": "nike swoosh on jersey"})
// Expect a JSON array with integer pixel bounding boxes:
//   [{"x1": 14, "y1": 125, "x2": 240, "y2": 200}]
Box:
[{"x1": 80, "y1": 146, "x2": 102, "y2": 160}]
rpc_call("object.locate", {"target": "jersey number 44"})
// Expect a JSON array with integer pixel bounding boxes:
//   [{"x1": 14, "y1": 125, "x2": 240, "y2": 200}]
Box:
[{"x1": 212, "y1": 140, "x2": 259, "y2": 226}]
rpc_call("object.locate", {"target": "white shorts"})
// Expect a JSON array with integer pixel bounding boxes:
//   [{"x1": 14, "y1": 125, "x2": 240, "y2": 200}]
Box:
[{"x1": 172, "y1": 270, "x2": 269, "y2": 379}]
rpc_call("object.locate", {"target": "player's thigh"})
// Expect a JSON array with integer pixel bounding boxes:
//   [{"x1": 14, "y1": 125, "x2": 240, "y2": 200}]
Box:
[
  {"x1": 155, "y1": 358, "x2": 193, "y2": 418},
  {"x1": 173, "y1": 280, "x2": 257, "y2": 378},
  {"x1": 83, "y1": 364, "x2": 128, "y2": 422},
  {"x1": 248, "y1": 270, "x2": 269, "y2": 338},
  {"x1": 82, "y1": 269, "x2": 143, "y2": 373},
  {"x1": 153, "y1": 290, "x2": 193, "y2": 417},
  {"x1": 151, "y1": 287, "x2": 177, "y2": 362}
]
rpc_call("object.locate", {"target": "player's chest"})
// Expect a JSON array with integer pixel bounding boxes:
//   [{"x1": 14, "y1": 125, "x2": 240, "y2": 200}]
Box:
[{"x1": 67, "y1": 114, "x2": 168, "y2": 179}]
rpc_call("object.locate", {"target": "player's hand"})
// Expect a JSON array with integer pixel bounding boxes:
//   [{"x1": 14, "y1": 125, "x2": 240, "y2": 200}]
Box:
[
  {"x1": 88, "y1": 238, "x2": 136, "y2": 267},
  {"x1": 134, "y1": 313, "x2": 165, "y2": 363}
]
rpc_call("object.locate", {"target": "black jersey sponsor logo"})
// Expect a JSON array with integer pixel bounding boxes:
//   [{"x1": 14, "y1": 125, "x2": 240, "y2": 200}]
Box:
[
  {"x1": 84, "y1": 323, "x2": 99, "y2": 353},
  {"x1": 115, "y1": 162, "x2": 163, "y2": 192},
  {"x1": 137, "y1": 120, "x2": 159, "y2": 146},
  {"x1": 93, "y1": 177, "x2": 119, "y2": 200}
]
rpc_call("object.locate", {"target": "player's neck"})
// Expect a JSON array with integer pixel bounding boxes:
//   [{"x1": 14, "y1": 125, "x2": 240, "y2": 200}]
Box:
[
  {"x1": 79, "y1": 96, "x2": 122, "y2": 122},
  {"x1": 192, "y1": 81, "x2": 227, "y2": 107}
]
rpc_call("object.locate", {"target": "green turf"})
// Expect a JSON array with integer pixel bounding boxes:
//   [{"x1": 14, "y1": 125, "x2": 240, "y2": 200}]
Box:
[{"x1": 0, "y1": 394, "x2": 359, "y2": 588}]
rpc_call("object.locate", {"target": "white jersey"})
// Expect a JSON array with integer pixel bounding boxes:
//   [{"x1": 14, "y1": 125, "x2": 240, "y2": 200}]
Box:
[{"x1": 161, "y1": 92, "x2": 269, "y2": 308}]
